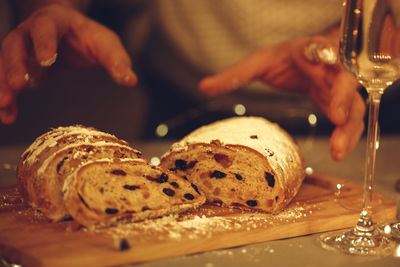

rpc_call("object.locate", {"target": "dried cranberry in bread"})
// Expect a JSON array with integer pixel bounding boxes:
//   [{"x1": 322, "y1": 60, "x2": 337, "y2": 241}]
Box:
[
  {"x1": 160, "y1": 116, "x2": 306, "y2": 213},
  {"x1": 16, "y1": 125, "x2": 143, "y2": 220},
  {"x1": 63, "y1": 159, "x2": 206, "y2": 228}
]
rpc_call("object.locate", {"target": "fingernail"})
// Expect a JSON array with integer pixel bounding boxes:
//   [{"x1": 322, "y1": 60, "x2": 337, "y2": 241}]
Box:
[
  {"x1": 334, "y1": 151, "x2": 345, "y2": 161},
  {"x1": 40, "y1": 53, "x2": 57, "y2": 67},
  {"x1": 331, "y1": 147, "x2": 345, "y2": 161},
  {"x1": 331, "y1": 134, "x2": 348, "y2": 160},
  {"x1": 124, "y1": 71, "x2": 137, "y2": 84},
  {"x1": 0, "y1": 107, "x2": 14, "y2": 125},
  {"x1": 0, "y1": 91, "x2": 9, "y2": 107},
  {"x1": 337, "y1": 105, "x2": 349, "y2": 122},
  {"x1": 7, "y1": 72, "x2": 29, "y2": 90},
  {"x1": 113, "y1": 68, "x2": 136, "y2": 86}
]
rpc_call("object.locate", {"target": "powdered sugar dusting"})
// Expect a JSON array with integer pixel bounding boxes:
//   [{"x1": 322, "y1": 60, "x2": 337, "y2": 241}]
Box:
[
  {"x1": 163, "y1": 116, "x2": 305, "y2": 191},
  {"x1": 36, "y1": 142, "x2": 142, "y2": 176},
  {"x1": 23, "y1": 126, "x2": 123, "y2": 167},
  {"x1": 98, "y1": 203, "x2": 320, "y2": 244}
]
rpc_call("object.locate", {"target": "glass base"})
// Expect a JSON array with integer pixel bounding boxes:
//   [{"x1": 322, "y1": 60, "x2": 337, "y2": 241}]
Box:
[
  {"x1": 320, "y1": 213, "x2": 395, "y2": 257},
  {"x1": 320, "y1": 228, "x2": 394, "y2": 257}
]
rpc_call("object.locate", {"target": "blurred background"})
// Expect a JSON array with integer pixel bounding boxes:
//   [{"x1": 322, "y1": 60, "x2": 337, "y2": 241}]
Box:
[{"x1": 0, "y1": 0, "x2": 399, "y2": 145}]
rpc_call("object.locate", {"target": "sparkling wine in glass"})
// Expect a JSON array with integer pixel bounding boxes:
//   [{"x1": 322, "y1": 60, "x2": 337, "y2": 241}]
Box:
[{"x1": 320, "y1": 0, "x2": 400, "y2": 256}]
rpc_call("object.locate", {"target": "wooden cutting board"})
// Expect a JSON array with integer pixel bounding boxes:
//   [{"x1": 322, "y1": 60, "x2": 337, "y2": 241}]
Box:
[{"x1": 0, "y1": 173, "x2": 397, "y2": 267}]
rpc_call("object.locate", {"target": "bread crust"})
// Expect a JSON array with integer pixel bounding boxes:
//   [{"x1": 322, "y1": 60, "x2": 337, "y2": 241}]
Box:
[{"x1": 160, "y1": 116, "x2": 306, "y2": 213}]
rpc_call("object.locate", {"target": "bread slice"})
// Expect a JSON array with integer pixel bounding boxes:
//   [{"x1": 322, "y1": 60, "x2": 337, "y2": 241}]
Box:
[
  {"x1": 160, "y1": 116, "x2": 306, "y2": 213},
  {"x1": 16, "y1": 125, "x2": 141, "y2": 217},
  {"x1": 34, "y1": 143, "x2": 143, "y2": 221},
  {"x1": 63, "y1": 159, "x2": 206, "y2": 228}
]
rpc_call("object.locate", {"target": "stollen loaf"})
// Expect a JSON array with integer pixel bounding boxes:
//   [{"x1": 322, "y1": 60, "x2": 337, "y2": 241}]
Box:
[{"x1": 160, "y1": 116, "x2": 306, "y2": 213}]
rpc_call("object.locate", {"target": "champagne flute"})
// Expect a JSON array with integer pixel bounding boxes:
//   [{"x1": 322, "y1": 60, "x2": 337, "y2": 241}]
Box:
[{"x1": 320, "y1": 0, "x2": 400, "y2": 256}]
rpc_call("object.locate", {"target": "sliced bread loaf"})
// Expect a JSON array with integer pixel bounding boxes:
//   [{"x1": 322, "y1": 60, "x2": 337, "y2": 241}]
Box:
[{"x1": 160, "y1": 116, "x2": 306, "y2": 213}]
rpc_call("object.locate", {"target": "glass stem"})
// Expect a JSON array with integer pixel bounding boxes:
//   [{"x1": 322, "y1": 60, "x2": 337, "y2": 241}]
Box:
[{"x1": 361, "y1": 90, "x2": 382, "y2": 221}]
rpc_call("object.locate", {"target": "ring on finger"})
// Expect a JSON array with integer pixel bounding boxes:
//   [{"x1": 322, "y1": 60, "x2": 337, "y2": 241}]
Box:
[{"x1": 304, "y1": 43, "x2": 338, "y2": 65}]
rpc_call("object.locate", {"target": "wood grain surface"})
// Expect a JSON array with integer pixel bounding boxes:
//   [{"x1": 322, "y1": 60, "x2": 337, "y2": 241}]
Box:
[{"x1": 0, "y1": 173, "x2": 397, "y2": 267}]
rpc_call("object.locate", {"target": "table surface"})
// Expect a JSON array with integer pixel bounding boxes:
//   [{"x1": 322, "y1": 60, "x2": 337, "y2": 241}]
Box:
[{"x1": 1, "y1": 135, "x2": 399, "y2": 267}]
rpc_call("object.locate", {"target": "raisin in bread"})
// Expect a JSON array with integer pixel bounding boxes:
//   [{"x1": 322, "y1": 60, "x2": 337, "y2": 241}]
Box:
[
  {"x1": 16, "y1": 125, "x2": 143, "y2": 221},
  {"x1": 63, "y1": 159, "x2": 206, "y2": 228},
  {"x1": 160, "y1": 116, "x2": 306, "y2": 213}
]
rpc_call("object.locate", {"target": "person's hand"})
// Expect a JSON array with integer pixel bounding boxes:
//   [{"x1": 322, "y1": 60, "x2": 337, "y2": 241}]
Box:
[
  {"x1": 0, "y1": 52, "x2": 17, "y2": 124},
  {"x1": 0, "y1": 4, "x2": 137, "y2": 124},
  {"x1": 199, "y1": 35, "x2": 365, "y2": 161}
]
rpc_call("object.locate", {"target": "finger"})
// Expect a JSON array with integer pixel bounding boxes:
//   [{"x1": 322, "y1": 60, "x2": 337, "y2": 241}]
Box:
[
  {"x1": 87, "y1": 22, "x2": 137, "y2": 87},
  {"x1": 199, "y1": 49, "x2": 270, "y2": 95},
  {"x1": 0, "y1": 87, "x2": 13, "y2": 108},
  {"x1": 0, "y1": 88, "x2": 14, "y2": 108},
  {"x1": 0, "y1": 53, "x2": 18, "y2": 124},
  {"x1": 29, "y1": 15, "x2": 58, "y2": 67},
  {"x1": 0, "y1": 93, "x2": 18, "y2": 124},
  {"x1": 330, "y1": 92, "x2": 366, "y2": 161},
  {"x1": 329, "y1": 70, "x2": 359, "y2": 126},
  {"x1": 293, "y1": 38, "x2": 357, "y2": 125},
  {"x1": 1, "y1": 28, "x2": 30, "y2": 90},
  {"x1": 0, "y1": 53, "x2": 13, "y2": 108}
]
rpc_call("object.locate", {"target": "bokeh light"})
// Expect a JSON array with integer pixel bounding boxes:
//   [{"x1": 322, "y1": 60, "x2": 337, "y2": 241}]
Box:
[
  {"x1": 233, "y1": 104, "x2": 246, "y2": 116},
  {"x1": 156, "y1": 124, "x2": 168, "y2": 137},
  {"x1": 150, "y1": 157, "x2": 161, "y2": 166},
  {"x1": 308, "y1": 113, "x2": 317, "y2": 126}
]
